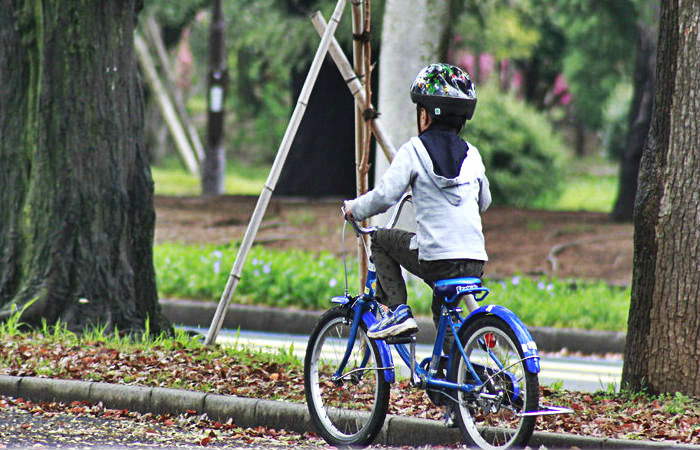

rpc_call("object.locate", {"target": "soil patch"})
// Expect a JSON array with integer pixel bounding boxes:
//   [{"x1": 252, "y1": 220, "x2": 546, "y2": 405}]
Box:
[{"x1": 154, "y1": 195, "x2": 633, "y2": 286}]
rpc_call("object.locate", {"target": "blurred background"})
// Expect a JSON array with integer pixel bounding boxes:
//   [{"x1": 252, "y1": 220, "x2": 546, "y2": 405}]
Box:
[{"x1": 141, "y1": 0, "x2": 656, "y2": 220}]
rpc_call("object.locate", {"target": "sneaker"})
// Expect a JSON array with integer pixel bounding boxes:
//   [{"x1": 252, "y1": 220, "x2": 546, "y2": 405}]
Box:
[{"x1": 367, "y1": 304, "x2": 419, "y2": 339}]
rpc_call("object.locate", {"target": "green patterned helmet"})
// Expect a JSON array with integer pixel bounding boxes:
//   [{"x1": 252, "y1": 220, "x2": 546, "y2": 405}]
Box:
[{"x1": 410, "y1": 63, "x2": 477, "y2": 120}]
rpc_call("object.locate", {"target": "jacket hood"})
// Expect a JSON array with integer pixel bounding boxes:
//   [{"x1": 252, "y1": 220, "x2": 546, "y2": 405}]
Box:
[
  {"x1": 413, "y1": 129, "x2": 469, "y2": 205},
  {"x1": 418, "y1": 128, "x2": 468, "y2": 179}
]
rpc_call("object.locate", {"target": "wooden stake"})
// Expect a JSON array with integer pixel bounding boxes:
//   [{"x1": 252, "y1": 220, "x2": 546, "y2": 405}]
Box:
[
  {"x1": 361, "y1": 0, "x2": 372, "y2": 178},
  {"x1": 351, "y1": 1, "x2": 368, "y2": 291},
  {"x1": 143, "y1": 16, "x2": 206, "y2": 164}
]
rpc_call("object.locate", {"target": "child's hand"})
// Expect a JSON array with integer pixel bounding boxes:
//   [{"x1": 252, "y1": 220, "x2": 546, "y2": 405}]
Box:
[{"x1": 343, "y1": 201, "x2": 356, "y2": 221}]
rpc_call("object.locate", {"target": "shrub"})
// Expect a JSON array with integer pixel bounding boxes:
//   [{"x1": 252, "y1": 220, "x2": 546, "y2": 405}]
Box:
[{"x1": 465, "y1": 83, "x2": 567, "y2": 207}]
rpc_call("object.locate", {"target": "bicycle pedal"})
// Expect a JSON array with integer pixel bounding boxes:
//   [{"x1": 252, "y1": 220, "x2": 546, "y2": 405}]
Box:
[{"x1": 385, "y1": 335, "x2": 416, "y2": 345}]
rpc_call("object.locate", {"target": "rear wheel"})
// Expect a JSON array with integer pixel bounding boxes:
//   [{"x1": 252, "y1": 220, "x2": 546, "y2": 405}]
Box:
[
  {"x1": 304, "y1": 307, "x2": 390, "y2": 446},
  {"x1": 448, "y1": 316, "x2": 539, "y2": 449}
]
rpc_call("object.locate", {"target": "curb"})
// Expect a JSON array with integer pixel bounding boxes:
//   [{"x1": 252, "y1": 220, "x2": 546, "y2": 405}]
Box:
[
  {"x1": 1, "y1": 375, "x2": 697, "y2": 449},
  {"x1": 160, "y1": 298, "x2": 627, "y2": 354}
]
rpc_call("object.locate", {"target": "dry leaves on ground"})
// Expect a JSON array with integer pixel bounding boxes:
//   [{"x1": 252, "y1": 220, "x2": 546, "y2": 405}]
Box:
[{"x1": 1, "y1": 334, "x2": 699, "y2": 445}]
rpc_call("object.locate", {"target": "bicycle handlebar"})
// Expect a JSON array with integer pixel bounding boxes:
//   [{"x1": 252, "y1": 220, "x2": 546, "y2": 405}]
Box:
[{"x1": 342, "y1": 193, "x2": 413, "y2": 236}]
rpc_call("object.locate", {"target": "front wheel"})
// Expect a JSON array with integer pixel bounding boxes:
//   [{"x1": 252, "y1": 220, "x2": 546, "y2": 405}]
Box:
[
  {"x1": 304, "y1": 307, "x2": 390, "y2": 446},
  {"x1": 448, "y1": 316, "x2": 539, "y2": 450}
]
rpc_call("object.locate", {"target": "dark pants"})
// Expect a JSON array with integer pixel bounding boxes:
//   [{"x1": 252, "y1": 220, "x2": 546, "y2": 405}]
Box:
[{"x1": 370, "y1": 228, "x2": 484, "y2": 353}]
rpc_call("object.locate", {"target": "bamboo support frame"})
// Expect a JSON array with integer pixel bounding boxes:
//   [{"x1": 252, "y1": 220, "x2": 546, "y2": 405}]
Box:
[
  {"x1": 204, "y1": 0, "x2": 348, "y2": 346},
  {"x1": 134, "y1": 32, "x2": 200, "y2": 176},
  {"x1": 310, "y1": 14, "x2": 396, "y2": 161},
  {"x1": 143, "y1": 16, "x2": 206, "y2": 164},
  {"x1": 361, "y1": 0, "x2": 372, "y2": 177},
  {"x1": 360, "y1": 0, "x2": 372, "y2": 286}
]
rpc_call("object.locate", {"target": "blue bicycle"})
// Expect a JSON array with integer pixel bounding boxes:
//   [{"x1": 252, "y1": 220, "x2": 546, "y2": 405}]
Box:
[{"x1": 304, "y1": 194, "x2": 567, "y2": 449}]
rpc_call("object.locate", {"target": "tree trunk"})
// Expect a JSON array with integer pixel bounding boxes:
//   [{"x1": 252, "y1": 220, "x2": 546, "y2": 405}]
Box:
[
  {"x1": 202, "y1": 0, "x2": 227, "y2": 194},
  {"x1": 372, "y1": 0, "x2": 449, "y2": 227},
  {"x1": 0, "y1": 0, "x2": 169, "y2": 334},
  {"x1": 621, "y1": 0, "x2": 700, "y2": 396},
  {"x1": 611, "y1": 16, "x2": 658, "y2": 222}
]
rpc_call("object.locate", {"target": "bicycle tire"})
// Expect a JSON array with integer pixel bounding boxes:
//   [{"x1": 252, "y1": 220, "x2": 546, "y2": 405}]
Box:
[
  {"x1": 448, "y1": 315, "x2": 539, "y2": 450},
  {"x1": 304, "y1": 306, "x2": 390, "y2": 446}
]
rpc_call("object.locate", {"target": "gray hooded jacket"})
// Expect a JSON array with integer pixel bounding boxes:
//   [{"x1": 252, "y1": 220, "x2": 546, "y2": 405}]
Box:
[{"x1": 348, "y1": 136, "x2": 491, "y2": 261}]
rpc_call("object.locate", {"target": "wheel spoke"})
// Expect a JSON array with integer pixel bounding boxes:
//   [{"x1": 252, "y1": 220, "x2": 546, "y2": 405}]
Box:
[
  {"x1": 451, "y1": 317, "x2": 539, "y2": 450},
  {"x1": 304, "y1": 309, "x2": 389, "y2": 446}
]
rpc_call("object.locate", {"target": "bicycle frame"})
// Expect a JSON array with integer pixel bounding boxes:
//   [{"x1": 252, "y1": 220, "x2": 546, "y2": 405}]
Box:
[{"x1": 331, "y1": 274, "x2": 540, "y2": 392}]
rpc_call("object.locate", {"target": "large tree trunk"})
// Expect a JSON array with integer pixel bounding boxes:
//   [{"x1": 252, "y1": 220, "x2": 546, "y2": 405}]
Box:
[
  {"x1": 611, "y1": 13, "x2": 658, "y2": 222},
  {"x1": 0, "y1": 0, "x2": 169, "y2": 334},
  {"x1": 377, "y1": 0, "x2": 450, "y2": 156},
  {"x1": 621, "y1": 0, "x2": 700, "y2": 396}
]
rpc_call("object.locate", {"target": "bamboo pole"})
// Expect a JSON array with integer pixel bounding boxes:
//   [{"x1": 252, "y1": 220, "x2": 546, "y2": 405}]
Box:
[
  {"x1": 351, "y1": 1, "x2": 368, "y2": 291},
  {"x1": 204, "y1": 0, "x2": 347, "y2": 346},
  {"x1": 310, "y1": 13, "x2": 396, "y2": 160},
  {"x1": 134, "y1": 31, "x2": 200, "y2": 176},
  {"x1": 143, "y1": 16, "x2": 206, "y2": 164}
]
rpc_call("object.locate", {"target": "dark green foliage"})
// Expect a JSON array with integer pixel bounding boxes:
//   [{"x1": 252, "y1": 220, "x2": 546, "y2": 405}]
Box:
[
  {"x1": 556, "y1": 0, "x2": 639, "y2": 130},
  {"x1": 454, "y1": 0, "x2": 640, "y2": 131}
]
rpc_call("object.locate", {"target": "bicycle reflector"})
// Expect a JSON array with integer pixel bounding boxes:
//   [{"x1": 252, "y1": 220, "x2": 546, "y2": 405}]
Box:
[{"x1": 484, "y1": 332, "x2": 496, "y2": 348}]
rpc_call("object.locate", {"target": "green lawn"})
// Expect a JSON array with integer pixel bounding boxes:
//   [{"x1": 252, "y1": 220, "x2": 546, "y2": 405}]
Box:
[
  {"x1": 152, "y1": 159, "x2": 267, "y2": 195},
  {"x1": 551, "y1": 172, "x2": 618, "y2": 212},
  {"x1": 535, "y1": 156, "x2": 619, "y2": 212},
  {"x1": 153, "y1": 156, "x2": 620, "y2": 213}
]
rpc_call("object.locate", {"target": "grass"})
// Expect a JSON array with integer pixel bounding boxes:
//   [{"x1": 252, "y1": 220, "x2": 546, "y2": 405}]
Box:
[
  {"x1": 155, "y1": 242, "x2": 349, "y2": 309},
  {"x1": 390, "y1": 272, "x2": 629, "y2": 331},
  {"x1": 151, "y1": 158, "x2": 267, "y2": 196},
  {"x1": 152, "y1": 155, "x2": 620, "y2": 212},
  {"x1": 154, "y1": 242, "x2": 630, "y2": 332},
  {"x1": 0, "y1": 310, "x2": 301, "y2": 379},
  {"x1": 534, "y1": 156, "x2": 619, "y2": 212},
  {"x1": 553, "y1": 173, "x2": 618, "y2": 212}
]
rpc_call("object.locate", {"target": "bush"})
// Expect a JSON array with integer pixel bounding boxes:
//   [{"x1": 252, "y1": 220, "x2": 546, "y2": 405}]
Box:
[{"x1": 464, "y1": 83, "x2": 567, "y2": 207}]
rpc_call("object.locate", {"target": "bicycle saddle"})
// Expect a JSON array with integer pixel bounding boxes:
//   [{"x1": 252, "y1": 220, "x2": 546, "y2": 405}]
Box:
[{"x1": 434, "y1": 277, "x2": 489, "y2": 304}]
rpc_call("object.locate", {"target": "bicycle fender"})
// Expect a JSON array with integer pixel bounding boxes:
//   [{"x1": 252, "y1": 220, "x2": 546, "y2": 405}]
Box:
[
  {"x1": 331, "y1": 297, "x2": 396, "y2": 383},
  {"x1": 461, "y1": 305, "x2": 540, "y2": 374},
  {"x1": 362, "y1": 311, "x2": 396, "y2": 383}
]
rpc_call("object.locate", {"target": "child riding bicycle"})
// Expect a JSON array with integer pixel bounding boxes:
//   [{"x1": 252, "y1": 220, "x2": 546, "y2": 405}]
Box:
[{"x1": 344, "y1": 63, "x2": 491, "y2": 349}]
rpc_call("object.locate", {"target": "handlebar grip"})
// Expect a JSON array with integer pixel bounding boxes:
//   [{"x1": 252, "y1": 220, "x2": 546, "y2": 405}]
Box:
[{"x1": 341, "y1": 206, "x2": 376, "y2": 236}]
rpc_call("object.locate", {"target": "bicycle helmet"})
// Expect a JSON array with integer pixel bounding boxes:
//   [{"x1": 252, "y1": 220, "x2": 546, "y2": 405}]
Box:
[{"x1": 410, "y1": 63, "x2": 477, "y2": 120}]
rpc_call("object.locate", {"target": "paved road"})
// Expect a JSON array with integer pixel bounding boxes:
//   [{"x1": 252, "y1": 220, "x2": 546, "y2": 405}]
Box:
[
  {"x1": 0, "y1": 396, "x2": 326, "y2": 449},
  {"x1": 186, "y1": 327, "x2": 622, "y2": 393}
]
